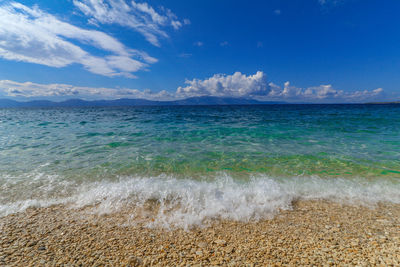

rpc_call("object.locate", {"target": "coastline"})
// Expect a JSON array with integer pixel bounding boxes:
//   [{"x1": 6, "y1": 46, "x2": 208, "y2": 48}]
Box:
[{"x1": 1, "y1": 200, "x2": 399, "y2": 266}]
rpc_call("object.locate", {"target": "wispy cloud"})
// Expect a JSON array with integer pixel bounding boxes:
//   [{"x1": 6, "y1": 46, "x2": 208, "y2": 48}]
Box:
[
  {"x1": 193, "y1": 41, "x2": 204, "y2": 47},
  {"x1": 318, "y1": 0, "x2": 344, "y2": 6},
  {"x1": 220, "y1": 41, "x2": 229, "y2": 47},
  {"x1": 0, "y1": 80, "x2": 173, "y2": 100},
  {"x1": 178, "y1": 53, "x2": 192, "y2": 58},
  {"x1": 73, "y1": 0, "x2": 188, "y2": 47},
  {"x1": 274, "y1": 9, "x2": 281, "y2": 15},
  {"x1": 0, "y1": 2, "x2": 157, "y2": 78}
]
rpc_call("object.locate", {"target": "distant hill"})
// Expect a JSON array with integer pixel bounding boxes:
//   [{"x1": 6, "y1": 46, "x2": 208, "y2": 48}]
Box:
[
  {"x1": 0, "y1": 96, "x2": 286, "y2": 108},
  {"x1": 365, "y1": 101, "x2": 400, "y2": 104}
]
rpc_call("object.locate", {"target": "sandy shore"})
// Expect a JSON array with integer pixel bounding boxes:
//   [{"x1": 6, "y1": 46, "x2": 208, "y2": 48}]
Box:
[{"x1": 1, "y1": 200, "x2": 399, "y2": 266}]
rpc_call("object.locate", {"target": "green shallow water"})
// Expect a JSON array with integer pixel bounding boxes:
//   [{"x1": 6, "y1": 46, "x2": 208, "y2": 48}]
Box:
[{"x1": 1, "y1": 104, "x2": 400, "y2": 180}]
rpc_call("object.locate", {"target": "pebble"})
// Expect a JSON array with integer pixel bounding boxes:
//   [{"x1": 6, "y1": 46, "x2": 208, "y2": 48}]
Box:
[
  {"x1": 198, "y1": 242, "x2": 207, "y2": 248},
  {"x1": 0, "y1": 200, "x2": 399, "y2": 266},
  {"x1": 214, "y1": 239, "x2": 227, "y2": 246}
]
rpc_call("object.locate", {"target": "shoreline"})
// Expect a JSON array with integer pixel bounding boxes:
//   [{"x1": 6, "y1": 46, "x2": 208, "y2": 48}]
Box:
[{"x1": 1, "y1": 200, "x2": 399, "y2": 266}]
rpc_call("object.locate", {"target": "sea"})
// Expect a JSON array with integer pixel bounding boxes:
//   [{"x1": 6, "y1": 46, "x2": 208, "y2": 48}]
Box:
[{"x1": 1, "y1": 104, "x2": 399, "y2": 228}]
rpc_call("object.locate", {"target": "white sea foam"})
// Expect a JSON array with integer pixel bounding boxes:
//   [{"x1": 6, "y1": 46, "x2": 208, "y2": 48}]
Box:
[{"x1": 1, "y1": 173, "x2": 400, "y2": 228}]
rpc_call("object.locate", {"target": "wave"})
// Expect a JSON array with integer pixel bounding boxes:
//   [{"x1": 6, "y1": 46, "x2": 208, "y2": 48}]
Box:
[{"x1": 1, "y1": 173, "x2": 399, "y2": 228}]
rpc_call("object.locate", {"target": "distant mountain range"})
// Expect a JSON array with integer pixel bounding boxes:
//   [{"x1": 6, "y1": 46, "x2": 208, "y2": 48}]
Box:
[
  {"x1": 0, "y1": 96, "x2": 286, "y2": 108},
  {"x1": 365, "y1": 101, "x2": 400, "y2": 104},
  {"x1": 1, "y1": 97, "x2": 398, "y2": 108}
]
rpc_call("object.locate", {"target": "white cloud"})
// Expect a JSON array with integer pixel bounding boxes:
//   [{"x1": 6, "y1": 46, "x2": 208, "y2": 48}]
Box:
[
  {"x1": 318, "y1": 0, "x2": 343, "y2": 6},
  {"x1": 193, "y1": 41, "x2": 204, "y2": 47},
  {"x1": 0, "y1": 72, "x2": 388, "y2": 103},
  {"x1": 73, "y1": 0, "x2": 188, "y2": 47},
  {"x1": 274, "y1": 82, "x2": 384, "y2": 102},
  {"x1": 274, "y1": 9, "x2": 281, "y2": 15},
  {"x1": 176, "y1": 71, "x2": 386, "y2": 103},
  {"x1": 176, "y1": 71, "x2": 270, "y2": 98},
  {"x1": 178, "y1": 53, "x2": 192, "y2": 58},
  {"x1": 0, "y1": 80, "x2": 173, "y2": 100},
  {"x1": 0, "y1": 2, "x2": 157, "y2": 77}
]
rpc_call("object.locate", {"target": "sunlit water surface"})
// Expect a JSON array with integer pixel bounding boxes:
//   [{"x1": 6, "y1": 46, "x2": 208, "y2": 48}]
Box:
[{"x1": 1, "y1": 104, "x2": 399, "y2": 227}]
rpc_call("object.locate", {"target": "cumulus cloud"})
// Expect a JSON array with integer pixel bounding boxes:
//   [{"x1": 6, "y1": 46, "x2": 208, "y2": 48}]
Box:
[
  {"x1": 176, "y1": 71, "x2": 386, "y2": 103},
  {"x1": 0, "y1": 72, "x2": 387, "y2": 103},
  {"x1": 274, "y1": 82, "x2": 384, "y2": 102},
  {"x1": 73, "y1": 0, "x2": 188, "y2": 47},
  {"x1": 0, "y1": 2, "x2": 157, "y2": 77},
  {"x1": 0, "y1": 80, "x2": 172, "y2": 100},
  {"x1": 177, "y1": 72, "x2": 270, "y2": 98}
]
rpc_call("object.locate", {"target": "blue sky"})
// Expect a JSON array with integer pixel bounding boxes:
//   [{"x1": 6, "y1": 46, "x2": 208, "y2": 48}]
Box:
[{"x1": 0, "y1": 0, "x2": 399, "y2": 102}]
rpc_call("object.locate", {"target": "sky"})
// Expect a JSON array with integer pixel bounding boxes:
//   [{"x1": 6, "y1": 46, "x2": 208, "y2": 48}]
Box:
[{"x1": 0, "y1": 0, "x2": 399, "y2": 103}]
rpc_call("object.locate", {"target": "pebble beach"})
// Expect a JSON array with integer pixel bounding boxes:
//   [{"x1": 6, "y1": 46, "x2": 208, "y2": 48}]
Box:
[{"x1": 1, "y1": 200, "x2": 399, "y2": 266}]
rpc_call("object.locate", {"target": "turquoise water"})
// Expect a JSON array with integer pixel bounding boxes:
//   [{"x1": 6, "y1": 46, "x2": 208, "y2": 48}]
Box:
[{"x1": 1, "y1": 105, "x2": 399, "y2": 227}]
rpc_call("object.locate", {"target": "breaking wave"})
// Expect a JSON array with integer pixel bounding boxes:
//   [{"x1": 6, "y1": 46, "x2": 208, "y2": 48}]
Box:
[{"x1": 1, "y1": 173, "x2": 399, "y2": 228}]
